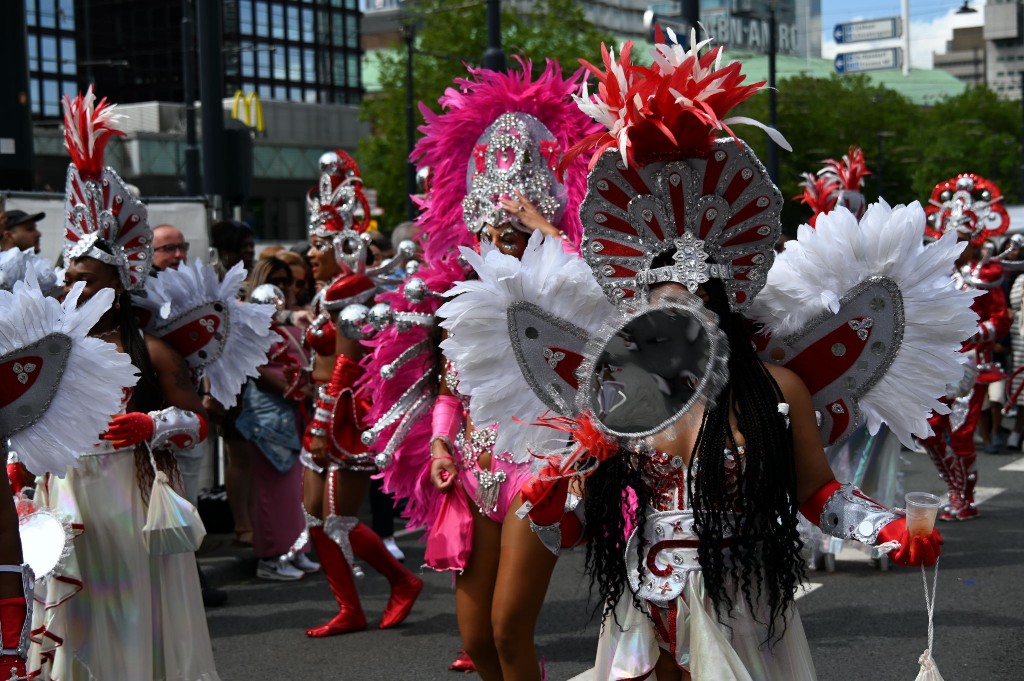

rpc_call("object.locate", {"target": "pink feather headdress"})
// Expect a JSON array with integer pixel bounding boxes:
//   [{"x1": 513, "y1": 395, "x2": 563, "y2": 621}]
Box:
[{"x1": 411, "y1": 57, "x2": 601, "y2": 262}]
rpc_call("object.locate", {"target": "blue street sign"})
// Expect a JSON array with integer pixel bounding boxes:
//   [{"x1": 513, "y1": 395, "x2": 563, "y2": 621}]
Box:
[
  {"x1": 833, "y1": 17, "x2": 902, "y2": 45},
  {"x1": 835, "y1": 47, "x2": 902, "y2": 75}
]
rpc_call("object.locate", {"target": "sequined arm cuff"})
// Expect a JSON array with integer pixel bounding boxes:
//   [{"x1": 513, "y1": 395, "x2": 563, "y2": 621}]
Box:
[
  {"x1": 802, "y1": 480, "x2": 896, "y2": 546},
  {"x1": 430, "y1": 395, "x2": 463, "y2": 450},
  {"x1": 149, "y1": 407, "x2": 208, "y2": 451}
]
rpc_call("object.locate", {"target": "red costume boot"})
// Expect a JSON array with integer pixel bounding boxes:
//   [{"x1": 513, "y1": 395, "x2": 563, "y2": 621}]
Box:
[
  {"x1": 0, "y1": 596, "x2": 27, "y2": 679},
  {"x1": 349, "y1": 522, "x2": 423, "y2": 629},
  {"x1": 305, "y1": 527, "x2": 367, "y2": 637}
]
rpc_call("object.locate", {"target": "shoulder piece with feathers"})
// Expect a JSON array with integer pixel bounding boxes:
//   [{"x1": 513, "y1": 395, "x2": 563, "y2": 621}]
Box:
[
  {"x1": 437, "y1": 231, "x2": 614, "y2": 457},
  {"x1": 748, "y1": 199, "x2": 980, "y2": 448},
  {"x1": 0, "y1": 266, "x2": 139, "y2": 474},
  {"x1": 140, "y1": 260, "x2": 276, "y2": 408}
]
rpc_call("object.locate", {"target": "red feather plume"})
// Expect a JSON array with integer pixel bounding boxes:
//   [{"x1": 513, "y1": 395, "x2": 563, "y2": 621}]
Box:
[{"x1": 62, "y1": 86, "x2": 125, "y2": 180}]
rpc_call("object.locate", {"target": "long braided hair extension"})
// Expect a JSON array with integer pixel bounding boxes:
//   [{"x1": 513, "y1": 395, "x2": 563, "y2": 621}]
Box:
[
  {"x1": 582, "y1": 274, "x2": 805, "y2": 645},
  {"x1": 583, "y1": 449, "x2": 648, "y2": 626},
  {"x1": 686, "y1": 277, "x2": 806, "y2": 645}
]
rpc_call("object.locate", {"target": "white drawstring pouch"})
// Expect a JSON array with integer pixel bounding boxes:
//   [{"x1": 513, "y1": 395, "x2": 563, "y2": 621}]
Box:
[{"x1": 141, "y1": 448, "x2": 207, "y2": 555}]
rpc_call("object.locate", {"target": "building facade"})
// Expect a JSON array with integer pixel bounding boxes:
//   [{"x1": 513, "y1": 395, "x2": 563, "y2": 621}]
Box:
[{"x1": 25, "y1": 0, "x2": 364, "y2": 119}]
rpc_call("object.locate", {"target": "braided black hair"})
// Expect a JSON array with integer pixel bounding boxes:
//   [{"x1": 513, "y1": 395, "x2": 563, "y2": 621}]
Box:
[
  {"x1": 583, "y1": 275, "x2": 805, "y2": 645},
  {"x1": 687, "y1": 277, "x2": 805, "y2": 645}
]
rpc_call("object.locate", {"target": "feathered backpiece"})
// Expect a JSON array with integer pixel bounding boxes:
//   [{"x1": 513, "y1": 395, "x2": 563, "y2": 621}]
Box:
[
  {"x1": 567, "y1": 29, "x2": 789, "y2": 312},
  {"x1": 0, "y1": 266, "x2": 138, "y2": 475},
  {"x1": 307, "y1": 149, "x2": 373, "y2": 273},
  {"x1": 61, "y1": 87, "x2": 152, "y2": 291},
  {"x1": 796, "y1": 146, "x2": 871, "y2": 226},
  {"x1": 138, "y1": 260, "x2": 276, "y2": 408},
  {"x1": 749, "y1": 200, "x2": 980, "y2": 448},
  {"x1": 412, "y1": 57, "x2": 600, "y2": 260},
  {"x1": 925, "y1": 173, "x2": 1010, "y2": 246}
]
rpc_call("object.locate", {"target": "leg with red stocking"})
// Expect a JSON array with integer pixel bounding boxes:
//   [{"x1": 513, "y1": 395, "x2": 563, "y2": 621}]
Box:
[
  {"x1": 348, "y1": 523, "x2": 423, "y2": 629},
  {"x1": 0, "y1": 565, "x2": 32, "y2": 680},
  {"x1": 305, "y1": 527, "x2": 367, "y2": 637}
]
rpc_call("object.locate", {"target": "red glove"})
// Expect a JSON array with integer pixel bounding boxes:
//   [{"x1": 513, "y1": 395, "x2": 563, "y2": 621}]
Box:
[
  {"x1": 101, "y1": 412, "x2": 154, "y2": 448},
  {"x1": 877, "y1": 517, "x2": 943, "y2": 567}
]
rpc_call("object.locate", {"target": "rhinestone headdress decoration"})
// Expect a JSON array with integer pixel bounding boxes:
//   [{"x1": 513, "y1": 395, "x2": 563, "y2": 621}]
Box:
[
  {"x1": 796, "y1": 146, "x2": 871, "y2": 226},
  {"x1": 563, "y1": 29, "x2": 789, "y2": 311},
  {"x1": 306, "y1": 149, "x2": 373, "y2": 272},
  {"x1": 924, "y1": 173, "x2": 1010, "y2": 246},
  {"x1": 461, "y1": 112, "x2": 567, "y2": 235},
  {"x1": 62, "y1": 87, "x2": 152, "y2": 291}
]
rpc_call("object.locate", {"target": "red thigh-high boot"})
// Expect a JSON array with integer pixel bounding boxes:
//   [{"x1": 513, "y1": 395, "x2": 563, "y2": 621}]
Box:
[
  {"x1": 305, "y1": 526, "x2": 367, "y2": 637},
  {"x1": 348, "y1": 522, "x2": 423, "y2": 629}
]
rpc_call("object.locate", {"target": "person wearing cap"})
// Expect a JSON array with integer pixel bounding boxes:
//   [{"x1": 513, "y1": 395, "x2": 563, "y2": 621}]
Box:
[{"x1": 1, "y1": 209, "x2": 44, "y2": 253}]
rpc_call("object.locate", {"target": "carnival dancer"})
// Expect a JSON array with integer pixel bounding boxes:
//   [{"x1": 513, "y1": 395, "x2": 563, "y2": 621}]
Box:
[
  {"x1": 0, "y1": 267, "x2": 138, "y2": 680},
  {"x1": 438, "y1": 31, "x2": 974, "y2": 680},
  {"x1": 293, "y1": 150, "x2": 423, "y2": 637},
  {"x1": 359, "y1": 59, "x2": 600, "y2": 677},
  {"x1": 794, "y1": 147, "x2": 904, "y2": 570},
  {"x1": 919, "y1": 173, "x2": 1011, "y2": 521},
  {"x1": 25, "y1": 89, "x2": 219, "y2": 681}
]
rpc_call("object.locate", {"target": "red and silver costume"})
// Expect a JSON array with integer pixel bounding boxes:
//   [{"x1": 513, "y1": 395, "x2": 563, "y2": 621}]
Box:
[
  {"x1": 919, "y1": 173, "x2": 1011, "y2": 520},
  {"x1": 446, "y1": 30, "x2": 970, "y2": 679},
  {"x1": 288, "y1": 150, "x2": 423, "y2": 639},
  {"x1": 28, "y1": 89, "x2": 219, "y2": 681}
]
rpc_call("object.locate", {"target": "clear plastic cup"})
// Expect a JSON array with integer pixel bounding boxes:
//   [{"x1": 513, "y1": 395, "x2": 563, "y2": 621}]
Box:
[{"x1": 905, "y1": 492, "x2": 942, "y2": 537}]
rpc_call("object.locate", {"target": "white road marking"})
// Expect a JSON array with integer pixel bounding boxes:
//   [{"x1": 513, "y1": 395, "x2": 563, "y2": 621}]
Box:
[
  {"x1": 999, "y1": 457, "x2": 1024, "y2": 472},
  {"x1": 795, "y1": 582, "x2": 824, "y2": 600}
]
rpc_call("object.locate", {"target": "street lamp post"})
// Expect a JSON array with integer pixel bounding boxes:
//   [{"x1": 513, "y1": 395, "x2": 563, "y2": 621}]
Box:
[
  {"x1": 402, "y1": 22, "x2": 417, "y2": 220},
  {"x1": 767, "y1": 2, "x2": 778, "y2": 185},
  {"x1": 483, "y1": 0, "x2": 505, "y2": 71},
  {"x1": 182, "y1": 0, "x2": 200, "y2": 196}
]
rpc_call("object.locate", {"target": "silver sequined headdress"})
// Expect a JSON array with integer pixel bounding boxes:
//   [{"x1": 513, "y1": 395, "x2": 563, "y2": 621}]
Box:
[
  {"x1": 461, "y1": 112, "x2": 567, "y2": 235},
  {"x1": 561, "y1": 31, "x2": 790, "y2": 312},
  {"x1": 61, "y1": 88, "x2": 152, "y2": 291}
]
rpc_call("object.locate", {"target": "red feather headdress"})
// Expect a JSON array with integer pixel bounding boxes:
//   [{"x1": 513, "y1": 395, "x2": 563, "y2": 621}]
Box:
[
  {"x1": 62, "y1": 87, "x2": 152, "y2": 291},
  {"x1": 569, "y1": 29, "x2": 789, "y2": 311}
]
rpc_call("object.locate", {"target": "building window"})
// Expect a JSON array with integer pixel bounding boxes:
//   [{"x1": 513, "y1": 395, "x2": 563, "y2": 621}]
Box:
[
  {"x1": 287, "y1": 5, "x2": 300, "y2": 41},
  {"x1": 240, "y1": 0, "x2": 253, "y2": 34},
  {"x1": 60, "y1": 37, "x2": 75, "y2": 74},
  {"x1": 26, "y1": 0, "x2": 37, "y2": 27},
  {"x1": 41, "y1": 35, "x2": 57, "y2": 71},
  {"x1": 42, "y1": 79, "x2": 59, "y2": 117},
  {"x1": 255, "y1": 1, "x2": 269, "y2": 37},
  {"x1": 271, "y1": 3, "x2": 285, "y2": 40},
  {"x1": 39, "y1": 0, "x2": 56, "y2": 28},
  {"x1": 57, "y1": 0, "x2": 73, "y2": 29}
]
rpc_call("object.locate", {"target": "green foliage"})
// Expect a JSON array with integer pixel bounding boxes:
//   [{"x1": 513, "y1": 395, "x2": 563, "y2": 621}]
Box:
[
  {"x1": 734, "y1": 74, "x2": 1023, "y2": 234},
  {"x1": 357, "y1": 0, "x2": 613, "y2": 230},
  {"x1": 905, "y1": 86, "x2": 1022, "y2": 205}
]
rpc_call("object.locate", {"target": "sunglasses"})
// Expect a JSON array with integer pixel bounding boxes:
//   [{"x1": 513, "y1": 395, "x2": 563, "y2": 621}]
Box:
[{"x1": 268, "y1": 276, "x2": 294, "y2": 287}]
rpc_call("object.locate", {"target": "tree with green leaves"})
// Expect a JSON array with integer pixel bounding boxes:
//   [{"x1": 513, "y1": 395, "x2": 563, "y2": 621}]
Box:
[
  {"x1": 734, "y1": 75, "x2": 1023, "y2": 233},
  {"x1": 357, "y1": 0, "x2": 613, "y2": 230}
]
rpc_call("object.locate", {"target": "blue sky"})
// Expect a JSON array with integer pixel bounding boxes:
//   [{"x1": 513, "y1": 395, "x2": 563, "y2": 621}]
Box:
[{"x1": 822, "y1": 0, "x2": 986, "y2": 68}]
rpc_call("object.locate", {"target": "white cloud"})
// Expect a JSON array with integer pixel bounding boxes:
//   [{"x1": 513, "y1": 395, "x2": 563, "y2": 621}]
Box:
[{"x1": 823, "y1": 2, "x2": 986, "y2": 70}]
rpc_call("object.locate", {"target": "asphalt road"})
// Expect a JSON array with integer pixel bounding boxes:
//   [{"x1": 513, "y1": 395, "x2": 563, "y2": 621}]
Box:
[{"x1": 201, "y1": 446, "x2": 1024, "y2": 680}]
